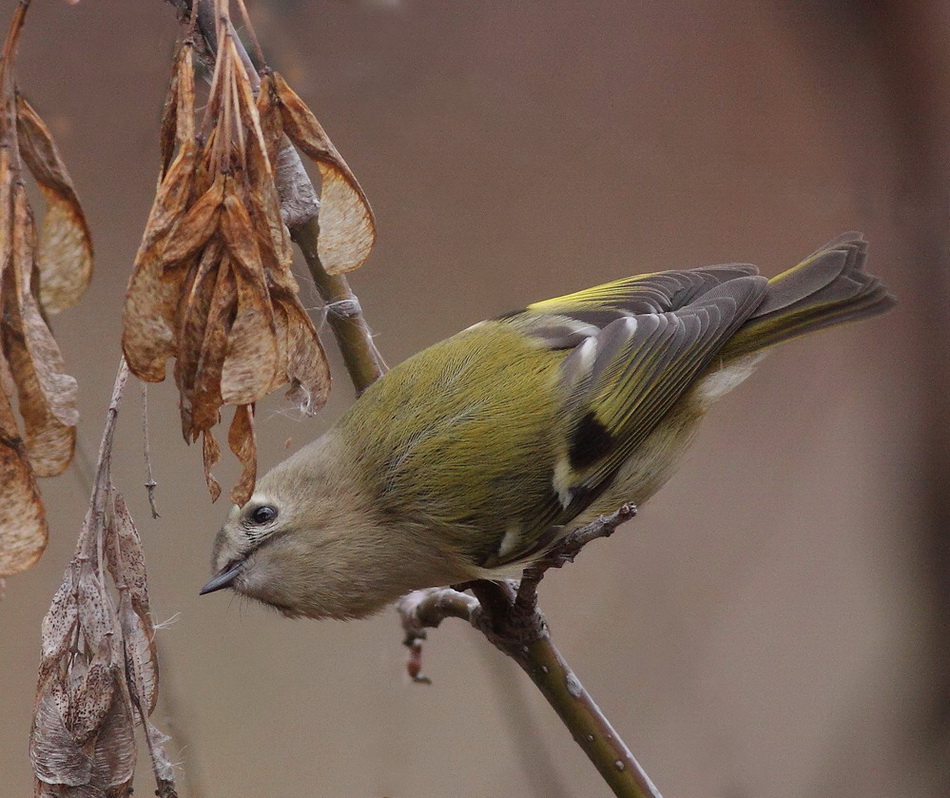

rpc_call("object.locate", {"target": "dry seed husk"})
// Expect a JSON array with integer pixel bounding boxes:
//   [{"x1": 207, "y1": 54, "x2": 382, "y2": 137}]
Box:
[
  {"x1": 274, "y1": 298, "x2": 330, "y2": 413},
  {"x1": 0, "y1": 377, "x2": 46, "y2": 576},
  {"x1": 8, "y1": 188, "x2": 79, "y2": 427},
  {"x1": 159, "y1": 41, "x2": 196, "y2": 175},
  {"x1": 106, "y1": 494, "x2": 159, "y2": 716},
  {"x1": 191, "y1": 262, "x2": 236, "y2": 434},
  {"x1": 4, "y1": 317, "x2": 75, "y2": 477},
  {"x1": 159, "y1": 172, "x2": 225, "y2": 267},
  {"x1": 228, "y1": 403, "x2": 256, "y2": 505},
  {"x1": 122, "y1": 26, "x2": 347, "y2": 504},
  {"x1": 15, "y1": 95, "x2": 93, "y2": 313},
  {"x1": 219, "y1": 193, "x2": 279, "y2": 405},
  {"x1": 122, "y1": 142, "x2": 199, "y2": 382},
  {"x1": 176, "y1": 241, "x2": 224, "y2": 439},
  {"x1": 270, "y1": 71, "x2": 376, "y2": 275},
  {"x1": 256, "y1": 72, "x2": 283, "y2": 169},
  {"x1": 202, "y1": 429, "x2": 222, "y2": 502}
]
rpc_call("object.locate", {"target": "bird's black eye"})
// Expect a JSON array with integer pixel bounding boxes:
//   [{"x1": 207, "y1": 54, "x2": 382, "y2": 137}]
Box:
[{"x1": 249, "y1": 505, "x2": 278, "y2": 525}]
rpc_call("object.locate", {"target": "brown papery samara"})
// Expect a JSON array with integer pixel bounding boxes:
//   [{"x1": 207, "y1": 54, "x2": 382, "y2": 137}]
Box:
[
  {"x1": 0, "y1": 0, "x2": 92, "y2": 577},
  {"x1": 122, "y1": 3, "x2": 375, "y2": 505}
]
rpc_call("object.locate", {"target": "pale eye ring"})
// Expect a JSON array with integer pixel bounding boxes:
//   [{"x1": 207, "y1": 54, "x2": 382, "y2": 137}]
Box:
[{"x1": 250, "y1": 505, "x2": 278, "y2": 525}]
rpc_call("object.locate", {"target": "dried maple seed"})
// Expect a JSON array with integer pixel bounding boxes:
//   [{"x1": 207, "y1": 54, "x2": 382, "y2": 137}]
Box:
[
  {"x1": 270, "y1": 71, "x2": 376, "y2": 275},
  {"x1": 15, "y1": 95, "x2": 93, "y2": 312},
  {"x1": 32, "y1": 366, "x2": 176, "y2": 797},
  {"x1": 0, "y1": 0, "x2": 89, "y2": 575},
  {"x1": 121, "y1": 3, "x2": 353, "y2": 502}
]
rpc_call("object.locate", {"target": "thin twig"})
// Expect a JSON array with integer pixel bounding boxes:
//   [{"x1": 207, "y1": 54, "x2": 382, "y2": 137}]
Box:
[
  {"x1": 515, "y1": 503, "x2": 637, "y2": 614},
  {"x1": 0, "y1": 0, "x2": 31, "y2": 91},
  {"x1": 233, "y1": 0, "x2": 266, "y2": 69},
  {"x1": 398, "y1": 506, "x2": 660, "y2": 798},
  {"x1": 142, "y1": 382, "x2": 160, "y2": 518},
  {"x1": 107, "y1": 362, "x2": 181, "y2": 795},
  {"x1": 291, "y1": 221, "x2": 387, "y2": 392},
  {"x1": 99, "y1": 358, "x2": 131, "y2": 464},
  {"x1": 474, "y1": 643, "x2": 574, "y2": 798},
  {"x1": 70, "y1": 434, "x2": 96, "y2": 497}
]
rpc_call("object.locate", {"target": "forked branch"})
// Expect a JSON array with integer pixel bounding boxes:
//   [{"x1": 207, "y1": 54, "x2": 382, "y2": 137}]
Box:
[{"x1": 397, "y1": 505, "x2": 662, "y2": 798}]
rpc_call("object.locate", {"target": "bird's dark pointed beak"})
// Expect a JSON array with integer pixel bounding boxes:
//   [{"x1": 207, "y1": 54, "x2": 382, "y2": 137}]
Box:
[{"x1": 200, "y1": 559, "x2": 244, "y2": 595}]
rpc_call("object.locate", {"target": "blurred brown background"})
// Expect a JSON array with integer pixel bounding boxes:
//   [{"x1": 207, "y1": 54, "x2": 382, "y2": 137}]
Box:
[{"x1": 2, "y1": 1, "x2": 948, "y2": 796}]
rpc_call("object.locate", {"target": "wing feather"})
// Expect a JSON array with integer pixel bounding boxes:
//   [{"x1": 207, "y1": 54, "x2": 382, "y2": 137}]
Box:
[
  {"x1": 520, "y1": 264, "x2": 759, "y2": 320},
  {"x1": 491, "y1": 268, "x2": 769, "y2": 563}
]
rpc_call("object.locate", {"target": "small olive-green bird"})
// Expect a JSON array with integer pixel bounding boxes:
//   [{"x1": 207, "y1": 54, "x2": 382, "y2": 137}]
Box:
[{"x1": 203, "y1": 233, "x2": 895, "y2": 619}]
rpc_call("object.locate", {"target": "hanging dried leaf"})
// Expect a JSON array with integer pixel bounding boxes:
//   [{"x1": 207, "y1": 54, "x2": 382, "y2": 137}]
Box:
[
  {"x1": 256, "y1": 72, "x2": 283, "y2": 169},
  {"x1": 64, "y1": 641, "x2": 116, "y2": 745},
  {"x1": 89, "y1": 689, "x2": 138, "y2": 790},
  {"x1": 160, "y1": 172, "x2": 225, "y2": 267},
  {"x1": 228, "y1": 403, "x2": 256, "y2": 505},
  {"x1": 121, "y1": 5, "x2": 341, "y2": 503},
  {"x1": 231, "y1": 38, "x2": 271, "y2": 178},
  {"x1": 31, "y1": 688, "x2": 95, "y2": 788},
  {"x1": 0, "y1": 344, "x2": 13, "y2": 398},
  {"x1": 218, "y1": 191, "x2": 269, "y2": 298},
  {"x1": 0, "y1": 4, "x2": 82, "y2": 578},
  {"x1": 219, "y1": 193, "x2": 279, "y2": 404},
  {"x1": 244, "y1": 170, "x2": 297, "y2": 295},
  {"x1": 143, "y1": 720, "x2": 177, "y2": 791},
  {"x1": 15, "y1": 95, "x2": 93, "y2": 313},
  {"x1": 107, "y1": 494, "x2": 159, "y2": 716},
  {"x1": 3, "y1": 317, "x2": 75, "y2": 477},
  {"x1": 1, "y1": 199, "x2": 74, "y2": 477},
  {"x1": 122, "y1": 144, "x2": 198, "y2": 383},
  {"x1": 0, "y1": 141, "x2": 12, "y2": 271},
  {"x1": 317, "y1": 163, "x2": 377, "y2": 273},
  {"x1": 220, "y1": 285, "x2": 278, "y2": 405},
  {"x1": 38, "y1": 575, "x2": 79, "y2": 681},
  {"x1": 270, "y1": 71, "x2": 376, "y2": 275},
  {"x1": 159, "y1": 41, "x2": 196, "y2": 176},
  {"x1": 8, "y1": 185, "x2": 79, "y2": 422},
  {"x1": 202, "y1": 429, "x2": 221, "y2": 502},
  {"x1": 274, "y1": 299, "x2": 330, "y2": 414},
  {"x1": 0, "y1": 380, "x2": 46, "y2": 576},
  {"x1": 175, "y1": 241, "x2": 224, "y2": 439},
  {"x1": 0, "y1": 0, "x2": 89, "y2": 576},
  {"x1": 191, "y1": 263, "x2": 236, "y2": 434}
]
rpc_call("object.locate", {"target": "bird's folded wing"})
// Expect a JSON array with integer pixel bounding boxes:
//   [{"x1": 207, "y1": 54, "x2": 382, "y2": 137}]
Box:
[{"x1": 493, "y1": 268, "x2": 769, "y2": 564}]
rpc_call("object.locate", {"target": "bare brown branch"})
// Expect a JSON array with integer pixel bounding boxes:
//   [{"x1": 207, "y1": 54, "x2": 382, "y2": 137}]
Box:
[
  {"x1": 141, "y1": 383, "x2": 160, "y2": 519},
  {"x1": 397, "y1": 505, "x2": 659, "y2": 798}
]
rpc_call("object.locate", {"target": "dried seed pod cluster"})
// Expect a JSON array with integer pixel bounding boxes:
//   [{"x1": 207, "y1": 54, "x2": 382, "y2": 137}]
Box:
[
  {"x1": 123, "y1": 4, "x2": 375, "y2": 505},
  {"x1": 31, "y1": 368, "x2": 176, "y2": 798},
  {"x1": 0, "y1": 2, "x2": 92, "y2": 577}
]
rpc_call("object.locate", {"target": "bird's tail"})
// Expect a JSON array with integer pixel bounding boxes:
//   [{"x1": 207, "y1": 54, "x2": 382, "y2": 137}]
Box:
[{"x1": 719, "y1": 233, "x2": 896, "y2": 362}]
